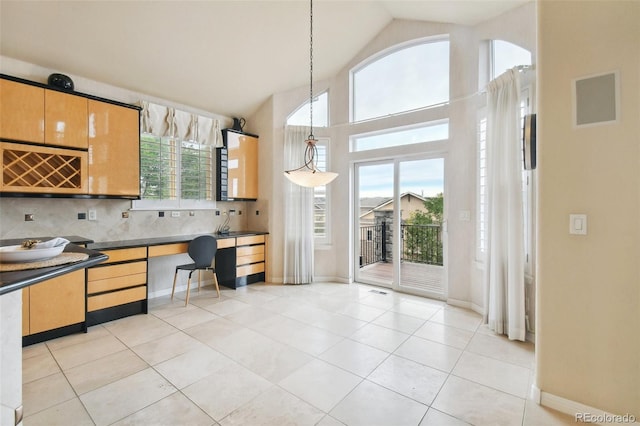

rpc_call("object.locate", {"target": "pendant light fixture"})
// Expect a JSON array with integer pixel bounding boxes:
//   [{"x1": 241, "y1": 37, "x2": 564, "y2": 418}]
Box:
[{"x1": 284, "y1": 0, "x2": 338, "y2": 188}]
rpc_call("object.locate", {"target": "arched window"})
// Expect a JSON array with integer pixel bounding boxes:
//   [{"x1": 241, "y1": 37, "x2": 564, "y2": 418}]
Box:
[
  {"x1": 351, "y1": 38, "x2": 450, "y2": 122},
  {"x1": 286, "y1": 92, "x2": 328, "y2": 127},
  {"x1": 286, "y1": 92, "x2": 331, "y2": 243},
  {"x1": 492, "y1": 40, "x2": 532, "y2": 79}
]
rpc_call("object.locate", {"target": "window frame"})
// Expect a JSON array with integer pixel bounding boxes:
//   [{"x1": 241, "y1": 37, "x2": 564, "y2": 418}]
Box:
[
  {"x1": 313, "y1": 138, "x2": 332, "y2": 245},
  {"x1": 132, "y1": 133, "x2": 217, "y2": 211},
  {"x1": 286, "y1": 94, "x2": 332, "y2": 244}
]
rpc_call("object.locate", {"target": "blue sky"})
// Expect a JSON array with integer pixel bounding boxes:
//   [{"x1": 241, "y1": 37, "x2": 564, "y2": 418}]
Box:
[{"x1": 358, "y1": 158, "x2": 444, "y2": 198}]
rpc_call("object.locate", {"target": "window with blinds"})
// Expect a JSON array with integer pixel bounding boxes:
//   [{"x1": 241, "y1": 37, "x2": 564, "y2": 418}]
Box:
[
  {"x1": 286, "y1": 95, "x2": 332, "y2": 244},
  {"x1": 134, "y1": 102, "x2": 221, "y2": 210},
  {"x1": 314, "y1": 141, "x2": 329, "y2": 241}
]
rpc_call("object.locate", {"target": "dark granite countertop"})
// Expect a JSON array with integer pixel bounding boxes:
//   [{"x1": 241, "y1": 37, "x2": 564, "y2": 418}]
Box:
[
  {"x1": 0, "y1": 241, "x2": 108, "y2": 295},
  {"x1": 87, "y1": 231, "x2": 268, "y2": 251},
  {"x1": 0, "y1": 232, "x2": 268, "y2": 294}
]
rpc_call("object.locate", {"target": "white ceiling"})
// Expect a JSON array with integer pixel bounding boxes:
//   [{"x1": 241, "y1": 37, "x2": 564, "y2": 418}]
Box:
[{"x1": 0, "y1": 0, "x2": 527, "y2": 118}]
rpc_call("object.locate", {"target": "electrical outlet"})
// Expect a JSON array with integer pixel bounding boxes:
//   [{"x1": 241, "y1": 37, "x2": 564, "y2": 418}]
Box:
[
  {"x1": 215, "y1": 210, "x2": 221, "y2": 216},
  {"x1": 171, "y1": 211, "x2": 180, "y2": 218},
  {"x1": 159, "y1": 211, "x2": 165, "y2": 217},
  {"x1": 122, "y1": 211, "x2": 130, "y2": 219},
  {"x1": 229, "y1": 209, "x2": 236, "y2": 216},
  {"x1": 189, "y1": 211, "x2": 195, "y2": 217},
  {"x1": 25, "y1": 214, "x2": 34, "y2": 221},
  {"x1": 78, "y1": 212, "x2": 87, "y2": 220},
  {"x1": 88, "y1": 209, "x2": 97, "y2": 221},
  {"x1": 256, "y1": 210, "x2": 260, "y2": 215},
  {"x1": 238, "y1": 210, "x2": 242, "y2": 215}
]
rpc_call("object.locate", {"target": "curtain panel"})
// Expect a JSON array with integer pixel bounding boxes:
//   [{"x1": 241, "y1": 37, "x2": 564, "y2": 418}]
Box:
[
  {"x1": 283, "y1": 125, "x2": 315, "y2": 284},
  {"x1": 139, "y1": 101, "x2": 223, "y2": 146},
  {"x1": 483, "y1": 68, "x2": 526, "y2": 341}
]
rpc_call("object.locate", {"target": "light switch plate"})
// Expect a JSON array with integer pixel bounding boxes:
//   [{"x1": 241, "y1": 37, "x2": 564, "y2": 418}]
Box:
[{"x1": 569, "y1": 214, "x2": 587, "y2": 235}]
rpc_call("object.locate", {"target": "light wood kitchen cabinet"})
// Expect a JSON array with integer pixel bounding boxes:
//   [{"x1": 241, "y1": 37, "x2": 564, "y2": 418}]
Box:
[
  {"x1": 0, "y1": 78, "x2": 45, "y2": 143},
  {"x1": 88, "y1": 100, "x2": 140, "y2": 197},
  {"x1": 1, "y1": 141, "x2": 88, "y2": 194},
  {"x1": 22, "y1": 269, "x2": 85, "y2": 337},
  {"x1": 86, "y1": 247, "x2": 147, "y2": 325},
  {"x1": 45, "y1": 89, "x2": 88, "y2": 149},
  {"x1": 216, "y1": 129, "x2": 258, "y2": 201},
  {"x1": 0, "y1": 78, "x2": 88, "y2": 149}
]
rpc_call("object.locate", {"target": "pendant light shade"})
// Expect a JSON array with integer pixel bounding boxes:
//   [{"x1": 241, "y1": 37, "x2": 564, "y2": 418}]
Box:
[
  {"x1": 283, "y1": 0, "x2": 338, "y2": 187},
  {"x1": 284, "y1": 138, "x2": 338, "y2": 187}
]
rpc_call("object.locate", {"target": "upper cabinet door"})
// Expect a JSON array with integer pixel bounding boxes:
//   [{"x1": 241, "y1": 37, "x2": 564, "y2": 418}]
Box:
[
  {"x1": 0, "y1": 79, "x2": 45, "y2": 143},
  {"x1": 45, "y1": 89, "x2": 88, "y2": 149},
  {"x1": 226, "y1": 131, "x2": 258, "y2": 200},
  {"x1": 88, "y1": 100, "x2": 140, "y2": 197}
]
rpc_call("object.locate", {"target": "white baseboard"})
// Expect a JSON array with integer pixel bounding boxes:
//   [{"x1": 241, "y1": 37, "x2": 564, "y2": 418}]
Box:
[
  {"x1": 530, "y1": 384, "x2": 541, "y2": 404},
  {"x1": 539, "y1": 389, "x2": 639, "y2": 425},
  {"x1": 447, "y1": 298, "x2": 485, "y2": 316},
  {"x1": 313, "y1": 275, "x2": 350, "y2": 284}
]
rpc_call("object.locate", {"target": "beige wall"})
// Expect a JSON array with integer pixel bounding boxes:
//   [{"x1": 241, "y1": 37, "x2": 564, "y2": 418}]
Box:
[{"x1": 536, "y1": 0, "x2": 639, "y2": 416}]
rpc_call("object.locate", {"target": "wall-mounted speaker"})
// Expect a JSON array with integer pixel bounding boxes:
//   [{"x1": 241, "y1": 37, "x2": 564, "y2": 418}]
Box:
[
  {"x1": 523, "y1": 113, "x2": 536, "y2": 170},
  {"x1": 573, "y1": 72, "x2": 618, "y2": 127}
]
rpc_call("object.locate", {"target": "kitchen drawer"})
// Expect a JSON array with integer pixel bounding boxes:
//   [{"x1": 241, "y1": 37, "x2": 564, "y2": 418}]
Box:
[
  {"x1": 237, "y1": 262, "x2": 265, "y2": 277},
  {"x1": 99, "y1": 247, "x2": 147, "y2": 263},
  {"x1": 236, "y1": 253, "x2": 264, "y2": 266},
  {"x1": 88, "y1": 261, "x2": 147, "y2": 281},
  {"x1": 217, "y1": 238, "x2": 235, "y2": 249},
  {"x1": 87, "y1": 286, "x2": 147, "y2": 312},
  {"x1": 236, "y1": 244, "x2": 264, "y2": 257},
  {"x1": 148, "y1": 243, "x2": 189, "y2": 257},
  {"x1": 87, "y1": 272, "x2": 147, "y2": 294},
  {"x1": 236, "y1": 235, "x2": 264, "y2": 246}
]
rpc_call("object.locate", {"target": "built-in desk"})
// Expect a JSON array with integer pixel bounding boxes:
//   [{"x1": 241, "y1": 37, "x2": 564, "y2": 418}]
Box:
[{"x1": 85, "y1": 232, "x2": 267, "y2": 325}]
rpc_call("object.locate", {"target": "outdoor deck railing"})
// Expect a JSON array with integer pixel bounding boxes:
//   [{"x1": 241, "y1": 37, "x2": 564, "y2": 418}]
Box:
[{"x1": 359, "y1": 222, "x2": 443, "y2": 267}]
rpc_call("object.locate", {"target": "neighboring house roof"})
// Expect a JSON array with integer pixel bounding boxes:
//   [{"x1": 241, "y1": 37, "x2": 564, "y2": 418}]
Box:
[{"x1": 359, "y1": 192, "x2": 428, "y2": 219}]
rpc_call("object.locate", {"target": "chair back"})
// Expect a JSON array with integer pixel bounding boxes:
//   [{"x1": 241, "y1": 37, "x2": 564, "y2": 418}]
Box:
[{"x1": 188, "y1": 235, "x2": 217, "y2": 268}]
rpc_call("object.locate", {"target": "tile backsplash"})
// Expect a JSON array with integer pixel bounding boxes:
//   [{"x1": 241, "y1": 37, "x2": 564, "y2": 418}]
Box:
[{"x1": 0, "y1": 197, "x2": 250, "y2": 243}]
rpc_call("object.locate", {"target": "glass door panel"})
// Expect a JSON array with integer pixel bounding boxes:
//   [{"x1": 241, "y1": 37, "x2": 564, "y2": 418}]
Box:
[
  {"x1": 355, "y1": 162, "x2": 395, "y2": 288},
  {"x1": 397, "y1": 158, "x2": 446, "y2": 299}
]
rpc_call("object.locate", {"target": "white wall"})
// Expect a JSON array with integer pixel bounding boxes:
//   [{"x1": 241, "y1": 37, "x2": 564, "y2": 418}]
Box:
[{"x1": 536, "y1": 1, "x2": 639, "y2": 417}]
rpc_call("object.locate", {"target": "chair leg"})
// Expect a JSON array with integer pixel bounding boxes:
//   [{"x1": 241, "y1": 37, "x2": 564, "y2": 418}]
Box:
[
  {"x1": 197, "y1": 270, "x2": 201, "y2": 292},
  {"x1": 185, "y1": 276, "x2": 192, "y2": 306},
  {"x1": 171, "y1": 270, "x2": 178, "y2": 300},
  {"x1": 213, "y1": 271, "x2": 220, "y2": 298}
]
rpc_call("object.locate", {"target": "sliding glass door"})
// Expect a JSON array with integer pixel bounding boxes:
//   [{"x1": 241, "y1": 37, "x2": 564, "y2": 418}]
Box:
[
  {"x1": 355, "y1": 161, "x2": 395, "y2": 288},
  {"x1": 354, "y1": 157, "x2": 446, "y2": 299}
]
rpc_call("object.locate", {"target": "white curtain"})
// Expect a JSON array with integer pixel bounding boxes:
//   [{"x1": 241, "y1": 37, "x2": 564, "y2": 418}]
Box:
[
  {"x1": 483, "y1": 68, "x2": 526, "y2": 341},
  {"x1": 139, "y1": 101, "x2": 222, "y2": 145},
  {"x1": 283, "y1": 125, "x2": 314, "y2": 284}
]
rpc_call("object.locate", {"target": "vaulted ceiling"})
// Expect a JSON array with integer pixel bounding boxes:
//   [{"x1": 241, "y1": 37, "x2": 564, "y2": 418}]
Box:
[{"x1": 0, "y1": 1, "x2": 528, "y2": 117}]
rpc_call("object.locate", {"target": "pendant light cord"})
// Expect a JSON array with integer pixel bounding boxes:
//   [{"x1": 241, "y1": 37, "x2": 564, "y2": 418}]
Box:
[{"x1": 308, "y1": 0, "x2": 314, "y2": 140}]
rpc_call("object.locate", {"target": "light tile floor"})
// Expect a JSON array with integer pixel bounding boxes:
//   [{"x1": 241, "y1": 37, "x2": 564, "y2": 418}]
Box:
[{"x1": 22, "y1": 282, "x2": 575, "y2": 426}]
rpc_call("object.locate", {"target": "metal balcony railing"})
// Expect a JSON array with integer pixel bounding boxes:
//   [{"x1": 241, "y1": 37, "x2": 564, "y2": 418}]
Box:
[{"x1": 359, "y1": 222, "x2": 443, "y2": 267}]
